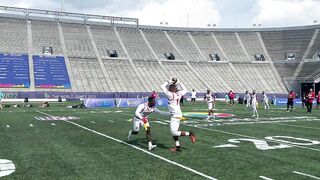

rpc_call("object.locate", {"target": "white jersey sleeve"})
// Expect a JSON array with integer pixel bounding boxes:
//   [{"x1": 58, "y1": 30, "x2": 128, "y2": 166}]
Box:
[
  {"x1": 135, "y1": 103, "x2": 145, "y2": 119},
  {"x1": 154, "y1": 108, "x2": 171, "y2": 116},
  {"x1": 161, "y1": 81, "x2": 174, "y2": 99},
  {"x1": 178, "y1": 82, "x2": 187, "y2": 96}
]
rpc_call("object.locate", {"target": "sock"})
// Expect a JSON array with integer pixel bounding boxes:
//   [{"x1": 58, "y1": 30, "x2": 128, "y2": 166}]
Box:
[
  {"x1": 185, "y1": 132, "x2": 190, "y2": 136},
  {"x1": 148, "y1": 141, "x2": 152, "y2": 147},
  {"x1": 175, "y1": 141, "x2": 180, "y2": 147}
]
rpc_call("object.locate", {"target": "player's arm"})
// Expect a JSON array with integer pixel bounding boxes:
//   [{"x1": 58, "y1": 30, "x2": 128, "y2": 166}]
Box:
[
  {"x1": 178, "y1": 82, "x2": 187, "y2": 96},
  {"x1": 160, "y1": 81, "x2": 174, "y2": 99},
  {"x1": 154, "y1": 108, "x2": 171, "y2": 116},
  {"x1": 135, "y1": 104, "x2": 144, "y2": 119}
]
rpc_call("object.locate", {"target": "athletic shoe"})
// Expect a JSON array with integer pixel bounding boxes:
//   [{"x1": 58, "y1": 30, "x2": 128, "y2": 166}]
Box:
[
  {"x1": 189, "y1": 131, "x2": 196, "y2": 144},
  {"x1": 252, "y1": 114, "x2": 256, "y2": 117},
  {"x1": 148, "y1": 144, "x2": 157, "y2": 151},
  {"x1": 127, "y1": 131, "x2": 132, "y2": 141},
  {"x1": 170, "y1": 147, "x2": 181, "y2": 152}
]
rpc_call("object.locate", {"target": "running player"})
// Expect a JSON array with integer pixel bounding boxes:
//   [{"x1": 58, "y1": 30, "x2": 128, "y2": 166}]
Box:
[
  {"x1": 127, "y1": 96, "x2": 169, "y2": 151},
  {"x1": 161, "y1": 77, "x2": 196, "y2": 152}
]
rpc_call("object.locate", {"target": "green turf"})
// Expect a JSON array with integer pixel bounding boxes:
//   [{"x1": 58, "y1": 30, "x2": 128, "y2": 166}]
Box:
[{"x1": 1, "y1": 101, "x2": 320, "y2": 179}]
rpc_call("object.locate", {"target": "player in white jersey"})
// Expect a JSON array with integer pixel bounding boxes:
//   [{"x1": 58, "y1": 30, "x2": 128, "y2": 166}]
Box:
[
  {"x1": 262, "y1": 91, "x2": 270, "y2": 110},
  {"x1": 127, "y1": 97, "x2": 169, "y2": 151},
  {"x1": 205, "y1": 90, "x2": 214, "y2": 117},
  {"x1": 161, "y1": 77, "x2": 196, "y2": 152},
  {"x1": 245, "y1": 91, "x2": 251, "y2": 108},
  {"x1": 191, "y1": 89, "x2": 197, "y2": 105},
  {"x1": 251, "y1": 90, "x2": 259, "y2": 117}
]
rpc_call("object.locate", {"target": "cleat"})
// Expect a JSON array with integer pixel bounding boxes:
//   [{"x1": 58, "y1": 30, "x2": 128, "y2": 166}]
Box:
[
  {"x1": 127, "y1": 131, "x2": 132, "y2": 141},
  {"x1": 148, "y1": 144, "x2": 157, "y2": 151},
  {"x1": 189, "y1": 132, "x2": 196, "y2": 144},
  {"x1": 170, "y1": 147, "x2": 181, "y2": 152},
  {"x1": 252, "y1": 114, "x2": 256, "y2": 117}
]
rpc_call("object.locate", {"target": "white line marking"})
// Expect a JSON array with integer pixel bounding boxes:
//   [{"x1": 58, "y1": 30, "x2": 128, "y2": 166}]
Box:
[
  {"x1": 276, "y1": 123, "x2": 320, "y2": 130},
  {"x1": 116, "y1": 112, "x2": 320, "y2": 152},
  {"x1": 90, "y1": 121, "x2": 96, "y2": 124},
  {"x1": 292, "y1": 171, "x2": 320, "y2": 179},
  {"x1": 36, "y1": 111, "x2": 217, "y2": 180},
  {"x1": 108, "y1": 120, "x2": 114, "y2": 123},
  {"x1": 6, "y1": 125, "x2": 10, "y2": 128},
  {"x1": 259, "y1": 176, "x2": 274, "y2": 180},
  {"x1": 29, "y1": 124, "x2": 34, "y2": 127},
  {"x1": 51, "y1": 123, "x2": 56, "y2": 126}
]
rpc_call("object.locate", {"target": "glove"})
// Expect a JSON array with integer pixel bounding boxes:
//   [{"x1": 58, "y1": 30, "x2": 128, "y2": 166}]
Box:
[{"x1": 142, "y1": 117, "x2": 148, "y2": 124}]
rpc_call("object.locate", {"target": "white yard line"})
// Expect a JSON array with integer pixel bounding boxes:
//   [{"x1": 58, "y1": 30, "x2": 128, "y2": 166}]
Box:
[
  {"x1": 51, "y1": 123, "x2": 56, "y2": 126},
  {"x1": 292, "y1": 171, "x2": 320, "y2": 179},
  {"x1": 276, "y1": 123, "x2": 320, "y2": 130},
  {"x1": 29, "y1": 124, "x2": 34, "y2": 127},
  {"x1": 36, "y1": 111, "x2": 218, "y2": 180},
  {"x1": 259, "y1": 176, "x2": 274, "y2": 180},
  {"x1": 90, "y1": 121, "x2": 96, "y2": 124}
]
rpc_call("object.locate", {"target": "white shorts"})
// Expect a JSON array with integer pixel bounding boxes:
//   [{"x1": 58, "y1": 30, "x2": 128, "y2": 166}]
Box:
[
  {"x1": 170, "y1": 116, "x2": 180, "y2": 136},
  {"x1": 133, "y1": 117, "x2": 150, "y2": 132},
  {"x1": 207, "y1": 102, "x2": 213, "y2": 110}
]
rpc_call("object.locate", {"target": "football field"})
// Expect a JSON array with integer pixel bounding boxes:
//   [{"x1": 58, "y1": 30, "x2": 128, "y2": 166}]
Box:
[{"x1": 1, "y1": 101, "x2": 320, "y2": 179}]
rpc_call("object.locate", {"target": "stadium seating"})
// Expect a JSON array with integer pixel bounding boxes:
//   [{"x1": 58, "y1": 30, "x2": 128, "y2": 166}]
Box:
[
  {"x1": 90, "y1": 25, "x2": 126, "y2": 58},
  {"x1": 167, "y1": 31, "x2": 204, "y2": 61},
  {"x1": 3, "y1": 15, "x2": 320, "y2": 94},
  {"x1": 142, "y1": 29, "x2": 183, "y2": 60},
  {"x1": 0, "y1": 17, "x2": 27, "y2": 53},
  {"x1": 117, "y1": 27, "x2": 155, "y2": 60},
  {"x1": 238, "y1": 32, "x2": 265, "y2": 61},
  {"x1": 307, "y1": 31, "x2": 320, "y2": 59},
  {"x1": 261, "y1": 29, "x2": 314, "y2": 61},
  {"x1": 31, "y1": 20, "x2": 63, "y2": 55},
  {"x1": 214, "y1": 32, "x2": 248, "y2": 62},
  {"x1": 190, "y1": 32, "x2": 226, "y2": 61},
  {"x1": 297, "y1": 62, "x2": 320, "y2": 78},
  {"x1": 61, "y1": 23, "x2": 96, "y2": 57}
]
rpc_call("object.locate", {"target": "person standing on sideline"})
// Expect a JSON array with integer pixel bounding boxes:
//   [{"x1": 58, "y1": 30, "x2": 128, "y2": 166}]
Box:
[
  {"x1": 251, "y1": 90, "x2": 259, "y2": 117},
  {"x1": 228, "y1": 90, "x2": 235, "y2": 106},
  {"x1": 191, "y1": 89, "x2": 197, "y2": 105},
  {"x1": 287, "y1": 90, "x2": 296, "y2": 112},
  {"x1": 245, "y1": 91, "x2": 251, "y2": 108},
  {"x1": 306, "y1": 89, "x2": 315, "y2": 113},
  {"x1": 262, "y1": 91, "x2": 270, "y2": 110},
  {"x1": 225, "y1": 93, "x2": 229, "y2": 106}
]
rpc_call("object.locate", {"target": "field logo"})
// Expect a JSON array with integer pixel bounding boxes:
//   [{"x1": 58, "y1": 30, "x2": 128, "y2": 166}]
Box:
[
  {"x1": 0, "y1": 159, "x2": 15, "y2": 177},
  {"x1": 35, "y1": 116, "x2": 80, "y2": 121},
  {"x1": 214, "y1": 136, "x2": 320, "y2": 151},
  {"x1": 183, "y1": 112, "x2": 235, "y2": 119}
]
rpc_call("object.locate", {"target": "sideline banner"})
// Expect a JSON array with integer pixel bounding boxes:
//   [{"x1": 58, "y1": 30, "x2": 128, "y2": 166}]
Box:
[
  {"x1": 273, "y1": 98, "x2": 316, "y2": 106},
  {"x1": 84, "y1": 98, "x2": 115, "y2": 108}
]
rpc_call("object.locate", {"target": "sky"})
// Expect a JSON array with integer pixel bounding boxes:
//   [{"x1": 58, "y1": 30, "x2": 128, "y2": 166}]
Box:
[{"x1": 1, "y1": 0, "x2": 320, "y2": 28}]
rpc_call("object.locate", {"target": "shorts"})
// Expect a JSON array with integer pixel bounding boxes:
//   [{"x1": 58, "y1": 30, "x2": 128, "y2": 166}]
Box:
[
  {"x1": 207, "y1": 102, "x2": 213, "y2": 110},
  {"x1": 132, "y1": 117, "x2": 150, "y2": 132},
  {"x1": 191, "y1": 98, "x2": 196, "y2": 102}
]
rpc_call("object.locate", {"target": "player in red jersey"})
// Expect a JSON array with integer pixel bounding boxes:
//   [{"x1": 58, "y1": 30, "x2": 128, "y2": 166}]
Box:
[
  {"x1": 306, "y1": 89, "x2": 315, "y2": 113},
  {"x1": 286, "y1": 90, "x2": 296, "y2": 112}
]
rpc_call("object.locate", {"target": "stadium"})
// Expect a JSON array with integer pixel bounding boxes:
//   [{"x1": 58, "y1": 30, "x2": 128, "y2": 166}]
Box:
[{"x1": 0, "y1": 1, "x2": 320, "y2": 179}]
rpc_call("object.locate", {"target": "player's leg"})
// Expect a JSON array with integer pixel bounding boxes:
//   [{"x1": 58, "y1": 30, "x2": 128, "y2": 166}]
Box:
[
  {"x1": 145, "y1": 125, "x2": 157, "y2": 151},
  {"x1": 128, "y1": 117, "x2": 140, "y2": 141},
  {"x1": 170, "y1": 117, "x2": 196, "y2": 151}
]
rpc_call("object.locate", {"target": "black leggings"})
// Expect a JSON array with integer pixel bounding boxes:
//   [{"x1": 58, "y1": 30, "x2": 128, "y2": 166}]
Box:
[{"x1": 306, "y1": 102, "x2": 313, "y2": 113}]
